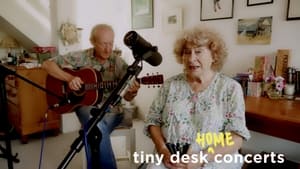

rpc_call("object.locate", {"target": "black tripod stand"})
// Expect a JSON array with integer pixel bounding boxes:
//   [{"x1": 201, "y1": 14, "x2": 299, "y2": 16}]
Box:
[
  {"x1": 0, "y1": 66, "x2": 19, "y2": 169},
  {"x1": 57, "y1": 59, "x2": 142, "y2": 169},
  {"x1": 0, "y1": 64, "x2": 67, "y2": 169}
]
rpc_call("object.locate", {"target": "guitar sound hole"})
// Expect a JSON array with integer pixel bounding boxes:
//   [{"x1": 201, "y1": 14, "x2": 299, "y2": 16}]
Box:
[
  {"x1": 69, "y1": 89, "x2": 85, "y2": 104},
  {"x1": 73, "y1": 86, "x2": 85, "y2": 96}
]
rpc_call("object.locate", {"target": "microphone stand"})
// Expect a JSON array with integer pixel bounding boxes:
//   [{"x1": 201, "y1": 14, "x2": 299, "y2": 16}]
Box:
[
  {"x1": 0, "y1": 64, "x2": 65, "y2": 102},
  {"x1": 0, "y1": 65, "x2": 18, "y2": 169},
  {"x1": 57, "y1": 58, "x2": 142, "y2": 169}
]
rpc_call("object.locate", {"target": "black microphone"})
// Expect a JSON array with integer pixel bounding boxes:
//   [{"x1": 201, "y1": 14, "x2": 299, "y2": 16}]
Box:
[{"x1": 124, "y1": 31, "x2": 162, "y2": 66}]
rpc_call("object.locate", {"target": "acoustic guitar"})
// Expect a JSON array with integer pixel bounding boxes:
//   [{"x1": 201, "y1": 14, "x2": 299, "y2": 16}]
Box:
[{"x1": 46, "y1": 67, "x2": 164, "y2": 114}]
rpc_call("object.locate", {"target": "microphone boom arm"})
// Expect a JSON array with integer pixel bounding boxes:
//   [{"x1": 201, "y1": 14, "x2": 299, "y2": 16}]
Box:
[{"x1": 0, "y1": 64, "x2": 65, "y2": 103}]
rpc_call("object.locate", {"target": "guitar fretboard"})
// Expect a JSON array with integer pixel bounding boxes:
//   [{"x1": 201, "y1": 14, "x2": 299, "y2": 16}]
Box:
[{"x1": 84, "y1": 81, "x2": 118, "y2": 90}]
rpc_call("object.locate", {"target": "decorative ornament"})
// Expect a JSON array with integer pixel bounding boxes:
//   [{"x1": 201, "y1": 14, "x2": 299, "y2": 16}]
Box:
[{"x1": 59, "y1": 22, "x2": 82, "y2": 46}]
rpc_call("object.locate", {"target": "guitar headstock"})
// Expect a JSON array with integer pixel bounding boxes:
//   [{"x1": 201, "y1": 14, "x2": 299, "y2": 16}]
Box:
[{"x1": 139, "y1": 73, "x2": 164, "y2": 88}]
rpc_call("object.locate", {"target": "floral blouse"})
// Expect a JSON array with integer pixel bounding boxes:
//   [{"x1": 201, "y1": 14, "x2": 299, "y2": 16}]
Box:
[{"x1": 144, "y1": 73, "x2": 250, "y2": 169}]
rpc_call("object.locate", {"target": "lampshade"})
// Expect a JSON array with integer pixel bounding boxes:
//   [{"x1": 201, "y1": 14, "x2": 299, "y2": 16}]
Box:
[{"x1": 0, "y1": 36, "x2": 19, "y2": 48}]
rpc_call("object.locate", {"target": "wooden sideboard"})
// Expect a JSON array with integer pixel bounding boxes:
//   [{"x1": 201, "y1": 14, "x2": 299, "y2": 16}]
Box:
[
  {"x1": 245, "y1": 96, "x2": 300, "y2": 143},
  {"x1": 4, "y1": 66, "x2": 60, "y2": 143}
]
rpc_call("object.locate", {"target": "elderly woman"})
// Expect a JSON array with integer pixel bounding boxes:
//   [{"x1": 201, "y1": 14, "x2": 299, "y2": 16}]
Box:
[{"x1": 144, "y1": 26, "x2": 250, "y2": 169}]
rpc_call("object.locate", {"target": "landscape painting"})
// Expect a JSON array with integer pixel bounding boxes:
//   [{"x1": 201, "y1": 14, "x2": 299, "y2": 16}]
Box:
[{"x1": 237, "y1": 16, "x2": 272, "y2": 44}]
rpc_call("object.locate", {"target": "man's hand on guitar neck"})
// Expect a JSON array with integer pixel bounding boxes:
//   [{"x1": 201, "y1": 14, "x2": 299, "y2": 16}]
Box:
[
  {"x1": 68, "y1": 76, "x2": 84, "y2": 91},
  {"x1": 124, "y1": 79, "x2": 140, "y2": 101},
  {"x1": 67, "y1": 73, "x2": 140, "y2": 101},
  {"x1": 68, "y1": 75, "x2": 140, "y2": 96}
]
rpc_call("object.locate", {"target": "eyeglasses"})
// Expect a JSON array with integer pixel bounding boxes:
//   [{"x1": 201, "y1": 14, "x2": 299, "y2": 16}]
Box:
[{"x1": 96, "y1": 41, "x2": 114, "y2": 48}]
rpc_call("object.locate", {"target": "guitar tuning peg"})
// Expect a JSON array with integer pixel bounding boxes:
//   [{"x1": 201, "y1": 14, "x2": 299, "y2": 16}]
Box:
[{"x1": 146, "y1": 73, "x2": 149, "y2": 76}]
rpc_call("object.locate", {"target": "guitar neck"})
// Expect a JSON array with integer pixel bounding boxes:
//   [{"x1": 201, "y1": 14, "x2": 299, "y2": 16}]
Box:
[
  {"x1": 84, "y1": 81, "x2": 118, "y2": 90},
  {"x1": 83, "y1": 74, "x2": 164, "y2": 90}
]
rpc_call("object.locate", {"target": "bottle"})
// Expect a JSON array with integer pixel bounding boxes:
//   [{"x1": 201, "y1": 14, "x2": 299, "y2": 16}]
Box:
[
  {"x1": 295, "y1": 69, "x2": 300, "y2": 95},
  {"x1": 286, "y1": 67, "x2": 294, "y2": 84},
  {"x1": 285, "y1": 67, "x2": 296, "y2": 99},
  {"x1": 12, "y1": 54, "x2": 18, "y2": 65},
  {"x1": 7, "y1": 52, "x2": 13, "y2": 65},
  {"x1": 292, "y1": 68, "x2": 296, "y2": 86},
  {"x1": 18, "y1": 51, "x2": 25, "y2": 64},
  {"x1": 23, "y1": 50, "x2": 30, "y2": 58}
]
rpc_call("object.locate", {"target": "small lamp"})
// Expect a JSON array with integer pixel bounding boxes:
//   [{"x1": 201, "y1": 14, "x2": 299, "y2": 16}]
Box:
[
  {"x1": 0, "y1": 36, "x2": 19, "y2": 48},
  {"x1": 0, "y1": 36, "x2": 19, "y2": 64}
]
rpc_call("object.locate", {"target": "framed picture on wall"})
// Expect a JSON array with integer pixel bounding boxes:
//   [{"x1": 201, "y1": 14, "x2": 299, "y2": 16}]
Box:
[
  {"x1": 200, "y1": 0, "x2": 234, "y2": 21},
  {"x1": 237, "y1": 16, "x2": 273, "y2": 45},
  {"x1": 131, "y1": 0, "x2": 154, "y2": 29},
  {"x1": 287, "y1": 0, "x2": 300, "y2": 20},
  {"x1": 162, "y1": 8, "x2": 183, "y2": 33},
  {"x1": 247, "y1": 0, "x2": 273, "y2": 6}
]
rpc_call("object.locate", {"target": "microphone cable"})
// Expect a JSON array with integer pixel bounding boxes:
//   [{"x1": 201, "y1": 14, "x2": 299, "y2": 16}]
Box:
[{"x1": 37, "y1": 108, "x2": 49, "y2": 169}]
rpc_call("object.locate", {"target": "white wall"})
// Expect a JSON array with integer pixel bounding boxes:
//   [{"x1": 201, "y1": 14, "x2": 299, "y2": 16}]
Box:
[
  {"x1": 14, "y1": 0, "x2": 298, "y2": 120},
  {"x1": 0, "y1": 31, "x2": 8, "y2": 58},
  {"x1": 128, "y1": 0, "x2": 300, "y2": 120},
  {"x1": 0, "y1": 0, "x2": 51, "y2": 46},
  {"x1": 51, "y1": 0, "x2": 300, "y2": 120}
]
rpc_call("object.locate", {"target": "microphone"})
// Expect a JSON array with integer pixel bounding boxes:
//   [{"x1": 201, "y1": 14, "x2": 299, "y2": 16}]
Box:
[{"x1": 124, "y1": 31, "x2": 162, "y2": 66}]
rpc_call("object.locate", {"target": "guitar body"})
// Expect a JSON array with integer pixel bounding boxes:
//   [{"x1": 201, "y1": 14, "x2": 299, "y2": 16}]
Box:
[{"x1": 46, "y1": 67, "x2": 100, "y2": 114}]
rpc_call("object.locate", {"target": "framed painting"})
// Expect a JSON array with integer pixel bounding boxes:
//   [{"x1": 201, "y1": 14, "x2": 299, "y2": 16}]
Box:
[
  {"x1": 247, "y1": 0, "x2": 273, "y2": 6},
  {"x1": 287, "y1": 0, "x2": 300, "y2": 20},
  {"x1": 200, "y1": 0, "x2": 234, "y2": 21},
  {"x1": 162, "y1": 8, "x2": 183, "y2": 33},
  {"x1": 131, "y1": 0, "x2": 154, "y2": 29},
  {"x1": 237, "y1": 16, "x2": 273, "y2": 45}
]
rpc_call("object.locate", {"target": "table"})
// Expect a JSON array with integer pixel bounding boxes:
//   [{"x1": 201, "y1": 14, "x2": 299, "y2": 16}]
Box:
[{"x1": 245, "y1": 96, "x2": 300, "y2": 143}]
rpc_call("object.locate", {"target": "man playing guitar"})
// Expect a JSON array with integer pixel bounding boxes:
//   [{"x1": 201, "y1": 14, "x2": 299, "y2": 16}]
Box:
[{"x1": 42, "y1": 24, "x2": 140, "y2": 169}]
